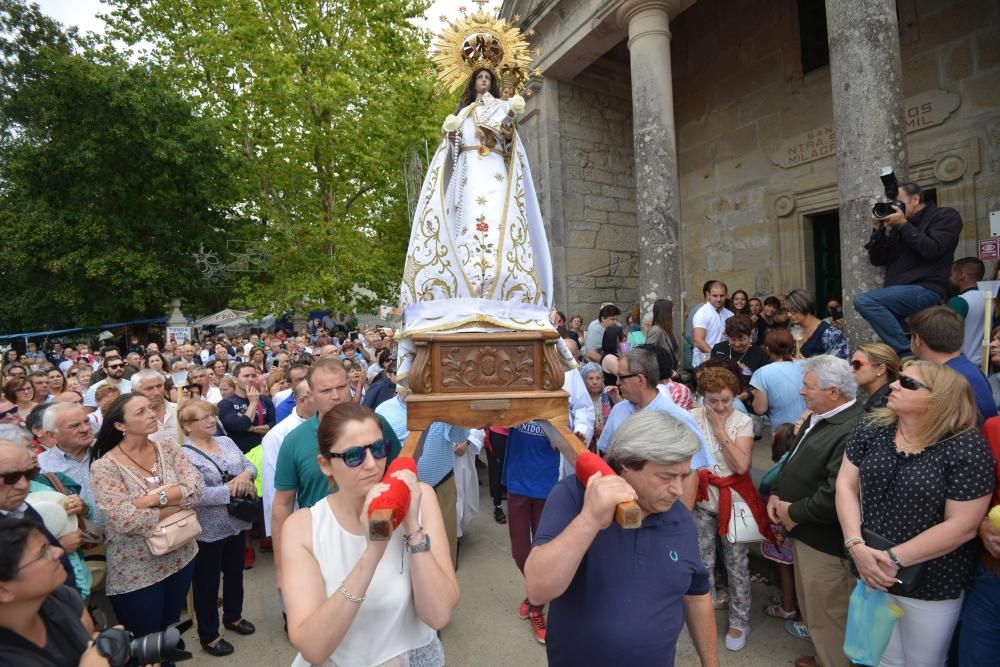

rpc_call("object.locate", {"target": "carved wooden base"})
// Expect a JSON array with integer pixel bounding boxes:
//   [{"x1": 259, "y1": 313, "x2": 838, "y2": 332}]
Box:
[{"x1": 367, "y1": 330, "x2": 642, "y2": 539}]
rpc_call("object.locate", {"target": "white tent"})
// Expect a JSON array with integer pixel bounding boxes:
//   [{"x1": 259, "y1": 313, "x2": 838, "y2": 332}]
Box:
[{"x1": 192, "y1": 309, "x2": 253, "y2": 328}]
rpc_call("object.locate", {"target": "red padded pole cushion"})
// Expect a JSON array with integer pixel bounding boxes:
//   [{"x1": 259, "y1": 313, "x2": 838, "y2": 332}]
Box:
[
  {"x1": 367, "y1": 457, "x2": 418, "y2": 530},
  {"x1": 575, "y1": 451, "x2": 615, "y2": 486}
]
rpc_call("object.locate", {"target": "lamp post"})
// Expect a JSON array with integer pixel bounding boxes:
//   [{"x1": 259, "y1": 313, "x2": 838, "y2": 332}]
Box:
[{"x1": 976, "y1": 280, "x2": 1000, "y2": 374}]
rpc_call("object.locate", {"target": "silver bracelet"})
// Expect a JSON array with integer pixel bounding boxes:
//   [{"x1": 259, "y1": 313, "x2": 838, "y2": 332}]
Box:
[
  {"x1": 337, "y1": 582, "x2": 365, "y2": 604},
  {"x1": 403, "y1": 525, "x2": 424, "y2": 544}
]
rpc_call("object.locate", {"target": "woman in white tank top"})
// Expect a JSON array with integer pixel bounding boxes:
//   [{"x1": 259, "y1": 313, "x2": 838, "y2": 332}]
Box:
[{"x1": 280, "y1": 403, "x2": 459, "y2": 666}]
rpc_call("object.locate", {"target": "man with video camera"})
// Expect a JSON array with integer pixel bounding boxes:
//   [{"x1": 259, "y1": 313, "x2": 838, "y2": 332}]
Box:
[{"x1": 854, "y1": 176, "x2": 963, "y2": 357}]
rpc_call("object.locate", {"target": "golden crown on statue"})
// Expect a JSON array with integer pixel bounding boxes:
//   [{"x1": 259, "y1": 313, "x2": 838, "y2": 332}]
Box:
[{"x1": 432, "y1": 3, "x2": 541, "y2": 94}]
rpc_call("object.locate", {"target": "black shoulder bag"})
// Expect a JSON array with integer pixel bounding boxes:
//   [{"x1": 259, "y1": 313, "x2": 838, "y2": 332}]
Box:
[{"x1": 183, "y1": 445, "x2": 262, "y2": 524}]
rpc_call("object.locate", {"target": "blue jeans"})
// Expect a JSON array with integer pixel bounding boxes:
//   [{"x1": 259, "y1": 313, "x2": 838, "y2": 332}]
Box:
[
  {"x1": 957, "y1": 564, "x2": 1000, "y2": 666},
  {"x1": 108, "y1": 560, "x2": 195, "y2": 667},
  {"x1": 853, "y1": 285, "x2": 942, "y2": 356}
]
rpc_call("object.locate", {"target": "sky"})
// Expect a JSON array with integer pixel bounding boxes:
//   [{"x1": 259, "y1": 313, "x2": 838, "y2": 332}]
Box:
[{"x1": 33, "y1": 0, "x2": 478, "y2": 39}]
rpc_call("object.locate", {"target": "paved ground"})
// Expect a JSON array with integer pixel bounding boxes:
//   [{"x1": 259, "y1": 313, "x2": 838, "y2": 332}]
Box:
[{"x1": 186, "y1": 436, "x2": 809, "y2": 666}]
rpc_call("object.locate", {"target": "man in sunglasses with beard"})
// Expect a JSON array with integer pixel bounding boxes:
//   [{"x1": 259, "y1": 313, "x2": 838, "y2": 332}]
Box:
[
  {"x1": 0, "y1": 441, "x2": 79, "y2": 594},
  {"x1": 82, "y1": 355, "x2": 131, "y2": 409}
]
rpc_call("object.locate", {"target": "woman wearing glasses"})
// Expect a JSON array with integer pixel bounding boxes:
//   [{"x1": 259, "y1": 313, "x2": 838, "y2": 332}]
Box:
[
  {"x1": 850, "y1": 343, "x2": 900, "y2": 412},
  {"x1": 836, "y1": 361, "x2": 994, "y2": 667},
  {"x1": 178, "y1": 400, "x2": 257, "y2": 657},
  {"x1": 281, "y1": 402, "x2": 458, "y2": 666},
  {"x1": 3, "y1": 377, "x2": 37, "y2": 425}
]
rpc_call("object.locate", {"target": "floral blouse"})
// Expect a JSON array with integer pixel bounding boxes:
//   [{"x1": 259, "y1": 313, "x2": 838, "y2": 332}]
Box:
[{"x1": 91, "y1": 440, "x2": 203, "y2": 595}]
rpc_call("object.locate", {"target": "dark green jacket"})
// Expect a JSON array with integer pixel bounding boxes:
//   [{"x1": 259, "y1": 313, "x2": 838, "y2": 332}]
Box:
[{"x1": 772, "y1": 400, "x2": 864, "y2": 557}]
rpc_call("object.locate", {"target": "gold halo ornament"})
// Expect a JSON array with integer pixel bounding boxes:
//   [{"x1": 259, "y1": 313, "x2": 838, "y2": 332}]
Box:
[{"x1": 431, "y1": 4, "x2": 539, "y2": 95}]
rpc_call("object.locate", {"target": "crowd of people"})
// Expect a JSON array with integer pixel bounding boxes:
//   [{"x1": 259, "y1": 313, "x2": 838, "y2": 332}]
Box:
[{"x1": 2, "y1": 268, "x2": 1000, "y2": 665}]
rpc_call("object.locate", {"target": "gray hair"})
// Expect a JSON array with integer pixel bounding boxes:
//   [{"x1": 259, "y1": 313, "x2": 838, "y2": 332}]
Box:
[
  {"x1": 41, "y1": 401, "x2": 85, "y2": 434},
  {"x1": 131, "y1": 369, "x2": 165, "y2": 388},
  {"x1": 625, "y1": 348, "x2": 660, "y2": 385},
  {"x1": 579, "y1": 362, "x2": 602, "y2": 378},
  {"x1": 802, "y1": 354, "x2": 857, "y2": 397},
  {"x1": 606, "y1": 411, "x2": 700, "y2": 470},
  {"x1": 0, "y1": 424, "x2": 32, "y2": 447}
]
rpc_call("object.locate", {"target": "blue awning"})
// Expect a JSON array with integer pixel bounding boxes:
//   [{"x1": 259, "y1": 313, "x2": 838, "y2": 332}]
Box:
[{"x1": 0, "y1": 316, "x2": 169, "y2": 342}]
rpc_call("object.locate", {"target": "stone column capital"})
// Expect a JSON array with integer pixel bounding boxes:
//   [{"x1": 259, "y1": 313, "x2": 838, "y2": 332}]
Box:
[{"x1": 615, "y1": 0, "x2": 679, "y2": 29}]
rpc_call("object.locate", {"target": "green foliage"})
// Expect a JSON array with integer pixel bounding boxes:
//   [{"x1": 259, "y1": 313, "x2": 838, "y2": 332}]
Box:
[
  {"x1": 104, "y1": 0, "x2": 453, "y2": 315},
  {"x1": 0, "y1": 0, "x2": 245, "y2": 332}
]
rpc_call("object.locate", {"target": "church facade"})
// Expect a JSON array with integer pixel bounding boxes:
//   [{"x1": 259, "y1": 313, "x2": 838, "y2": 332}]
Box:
[{"x1": 502, "y1": 0, "x2": 1000, "y2": 326}]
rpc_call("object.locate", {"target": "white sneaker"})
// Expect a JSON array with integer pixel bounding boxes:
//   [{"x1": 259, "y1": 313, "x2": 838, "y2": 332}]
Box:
[{"x1": 725, "y1": 626, "x2": 749, "y2": 652}]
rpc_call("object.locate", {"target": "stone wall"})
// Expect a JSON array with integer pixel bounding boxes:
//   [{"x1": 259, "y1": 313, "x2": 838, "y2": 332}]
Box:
[
  {"x1": 667, "y1": 0, "x2": 1000, "y2": 311},
  {"x1": 557, "y1": 79, "x2": 639, "y2": 320}
]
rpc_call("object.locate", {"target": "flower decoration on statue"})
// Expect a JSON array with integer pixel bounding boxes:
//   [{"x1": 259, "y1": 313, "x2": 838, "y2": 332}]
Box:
[{"x1": 432, "y1": 5, "x2": 541, "y2": 97}]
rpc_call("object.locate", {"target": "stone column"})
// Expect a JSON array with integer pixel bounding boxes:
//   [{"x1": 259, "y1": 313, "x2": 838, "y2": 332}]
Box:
[
  {"x1": 617, "y1": 0, "x2": 682, "y2": 318},
  {"x1": 826, "y1": 0, "x2": 908, "y2": 343}
]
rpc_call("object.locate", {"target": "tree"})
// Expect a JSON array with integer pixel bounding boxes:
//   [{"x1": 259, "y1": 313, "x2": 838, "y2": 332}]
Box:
[
  {"x1": 105, "y1": 0, "x2": 453, "y2": 316},
  {"x1": 0, "y1": 0, "x2": 246, "y2": 332}
]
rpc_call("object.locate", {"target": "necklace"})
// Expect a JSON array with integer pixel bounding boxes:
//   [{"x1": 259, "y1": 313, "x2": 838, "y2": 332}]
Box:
[
  {"x1": 896, "y1": 422, "x2": 921, "y2": 455},
  {"x1": 118, "y1": 446, "x2": 159, "y2": 477}
]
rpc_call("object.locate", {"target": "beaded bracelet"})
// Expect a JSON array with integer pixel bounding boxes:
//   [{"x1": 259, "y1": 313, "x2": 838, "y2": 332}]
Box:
[
  {"x1": 337, "y1": 582, "x2": 365, "y2": 604},
  {"x1": 844, "y1": 536, "x2": 865, "y2": 551}
]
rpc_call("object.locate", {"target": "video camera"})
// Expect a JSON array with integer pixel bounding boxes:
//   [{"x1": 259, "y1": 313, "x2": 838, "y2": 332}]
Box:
[
  {"x1": 95, "y1": 619, "x2": 193, "y2": 667},
  {"x1": 872, "y1": 167, "x2": 906, "y2": 219}
]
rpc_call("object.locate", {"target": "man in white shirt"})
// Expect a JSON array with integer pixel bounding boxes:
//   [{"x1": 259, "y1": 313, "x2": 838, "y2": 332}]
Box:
[
  {"x1": 83, "y1": 355, "x2": 132, "y2": 407},
  {"x1": 692, "y1": 280, "x2": 734, "y2": 368},
  {"x1": 261, "y1": 381, "x2": 315, "y2": 537}
]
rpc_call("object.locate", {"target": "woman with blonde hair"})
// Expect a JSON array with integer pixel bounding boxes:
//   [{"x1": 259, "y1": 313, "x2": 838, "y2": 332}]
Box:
[
  {"x1": 836, "y1": 361, "x2": 994, "y2": 667},
  {"x1": 850, "y1": 342, "x2": 901, "y2": 411},
  {"x1": 178, "y1": 399, "x2": 257, "y2": 656},
  {"x1": 266, "y1": 369, "x2": 288, "y2": 399}
]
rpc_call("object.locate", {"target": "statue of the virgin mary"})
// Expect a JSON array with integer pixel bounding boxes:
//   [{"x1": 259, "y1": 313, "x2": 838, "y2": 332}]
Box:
[{"x1": 396, "y1": 8, "x2": 567, "y2": 389}]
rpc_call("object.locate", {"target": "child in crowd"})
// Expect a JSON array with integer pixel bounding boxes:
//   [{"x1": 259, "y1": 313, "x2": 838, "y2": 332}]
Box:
[{"x1": 760, "y1": 423, "x2": 801, "y2": 624}]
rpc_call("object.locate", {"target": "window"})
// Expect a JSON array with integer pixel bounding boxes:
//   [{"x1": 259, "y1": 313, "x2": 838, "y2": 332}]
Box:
[{"x1": 798, "y1": 0, "x2": 830, "y2": 75}]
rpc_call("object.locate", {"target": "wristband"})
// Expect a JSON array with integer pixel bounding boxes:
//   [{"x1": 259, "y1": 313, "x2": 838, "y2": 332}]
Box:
[
  {"x1": 886, "y1": 547, "x2": 904, "y2": 568},
  {"x1": 337, "y1": 582, "x2": 365, "y2": 604},
  {"x1": 844, "y1": 536, "x2": 865, "y2": 551}
]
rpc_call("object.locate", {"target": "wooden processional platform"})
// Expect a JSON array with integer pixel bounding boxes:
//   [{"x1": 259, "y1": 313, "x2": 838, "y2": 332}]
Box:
[{"x1": 368, "y1": 330, "x2": 641, "y2": 539}]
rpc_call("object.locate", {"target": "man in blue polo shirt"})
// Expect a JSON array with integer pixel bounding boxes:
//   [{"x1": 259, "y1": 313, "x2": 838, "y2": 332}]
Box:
[
  {"x1": 526, "y1": 410, "x2": 719, "y2": 666},
  {"x1": 908, "y1": 306, "x2": 998, "y2": 421}
]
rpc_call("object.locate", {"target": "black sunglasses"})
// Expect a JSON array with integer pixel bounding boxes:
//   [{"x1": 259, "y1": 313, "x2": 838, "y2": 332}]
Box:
[
  {"x1": 1, "y1": 466, "x2": 40, "y2": 485},
  {"x1": 323, "y1": 439, "x2": 389, "y2": 468},
  {"x1": 898, "y1": 375, "x2": 931, "y2": 392},
  {"x1": 106, "y1": 362, "x2": 123, "y2": 369}
]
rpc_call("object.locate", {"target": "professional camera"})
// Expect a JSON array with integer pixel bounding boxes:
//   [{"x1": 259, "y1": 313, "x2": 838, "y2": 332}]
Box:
[
  {"x1": 95, "y1": 620, "x2": 193, "y2": 667},
  {"x1": 872, "y1": 167, "x2": 906, "y2": 219}
]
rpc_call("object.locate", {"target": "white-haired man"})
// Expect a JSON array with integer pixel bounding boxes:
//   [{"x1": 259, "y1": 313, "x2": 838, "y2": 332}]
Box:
[
  {"x1": 766, "y1": 355, "x2": 864, "y2": 667},
  {"x1": 525, "y1": 411, "x2": 719, "y2": 666},
  {"x1": 37, "y1": 402, "x2": 101, "y2": 528},
  {"x1": 130, "y1": 369, "x2": 178, "y2": 446}
]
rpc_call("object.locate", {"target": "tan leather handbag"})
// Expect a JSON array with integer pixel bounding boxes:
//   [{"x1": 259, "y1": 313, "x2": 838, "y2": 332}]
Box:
[{"x1": 115, "y1": 453, "x2": 202, "y2": 556}]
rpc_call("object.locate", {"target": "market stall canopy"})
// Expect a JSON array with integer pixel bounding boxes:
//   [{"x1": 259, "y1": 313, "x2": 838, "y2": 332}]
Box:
[{"x1": 192, "y1": 309, "x2": 254, "y2": 328}]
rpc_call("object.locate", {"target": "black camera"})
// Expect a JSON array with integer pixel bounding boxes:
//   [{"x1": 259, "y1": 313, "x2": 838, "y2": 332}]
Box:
[
  {"x1": 95, "y1": 620, "x2": 193, "y2": 667},
  {"x1": 872, "y1": 167, "x2": 906, "y2": 219}
]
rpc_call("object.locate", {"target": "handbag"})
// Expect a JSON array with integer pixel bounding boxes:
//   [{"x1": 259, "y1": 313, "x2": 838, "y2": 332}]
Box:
[
  {"x1": 115, "y1": 451, "x2": 202, "y2": 556},
  {"x1": 843, "y1": 580, "x2": 904, "y2": 665},
  {"x1": 726, "y1": 495, "x2": 765, "y2": 544},
  {"x1": 42, "y1": 472, "x2": 103, "y2": 545},
  {"x1": 183, "y1": 445, "x2": 261, "y2": 524},
  {"x1": 855, "y1": 527, "x2": 927, "y2": 597}
]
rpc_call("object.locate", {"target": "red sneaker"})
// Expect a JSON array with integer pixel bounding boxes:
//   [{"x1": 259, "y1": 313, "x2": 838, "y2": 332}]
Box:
[
  {"x1": 518, "y1": 597, "x2": 530, "y2": 619},
  {"x1": 243, "y1": 545, "x2": 255, "y2": 570},
  {"x1": 259, "y1": 537, "x2": 273, "y2": 553},
  {"x1": 527, "y1": 606, "x2": 546, "y2": 644}
]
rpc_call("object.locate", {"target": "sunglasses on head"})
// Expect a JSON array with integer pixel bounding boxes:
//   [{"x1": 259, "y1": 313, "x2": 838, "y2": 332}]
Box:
[
  {"x1": 898, "y1": 375, "x2": 931, "y2": 392},
  {"x1": 323, "y1": 439, "x2": 389, "y2": 468},
  {"x1": 1, "y1": 466, "x2": 40, "y2": 485}
]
